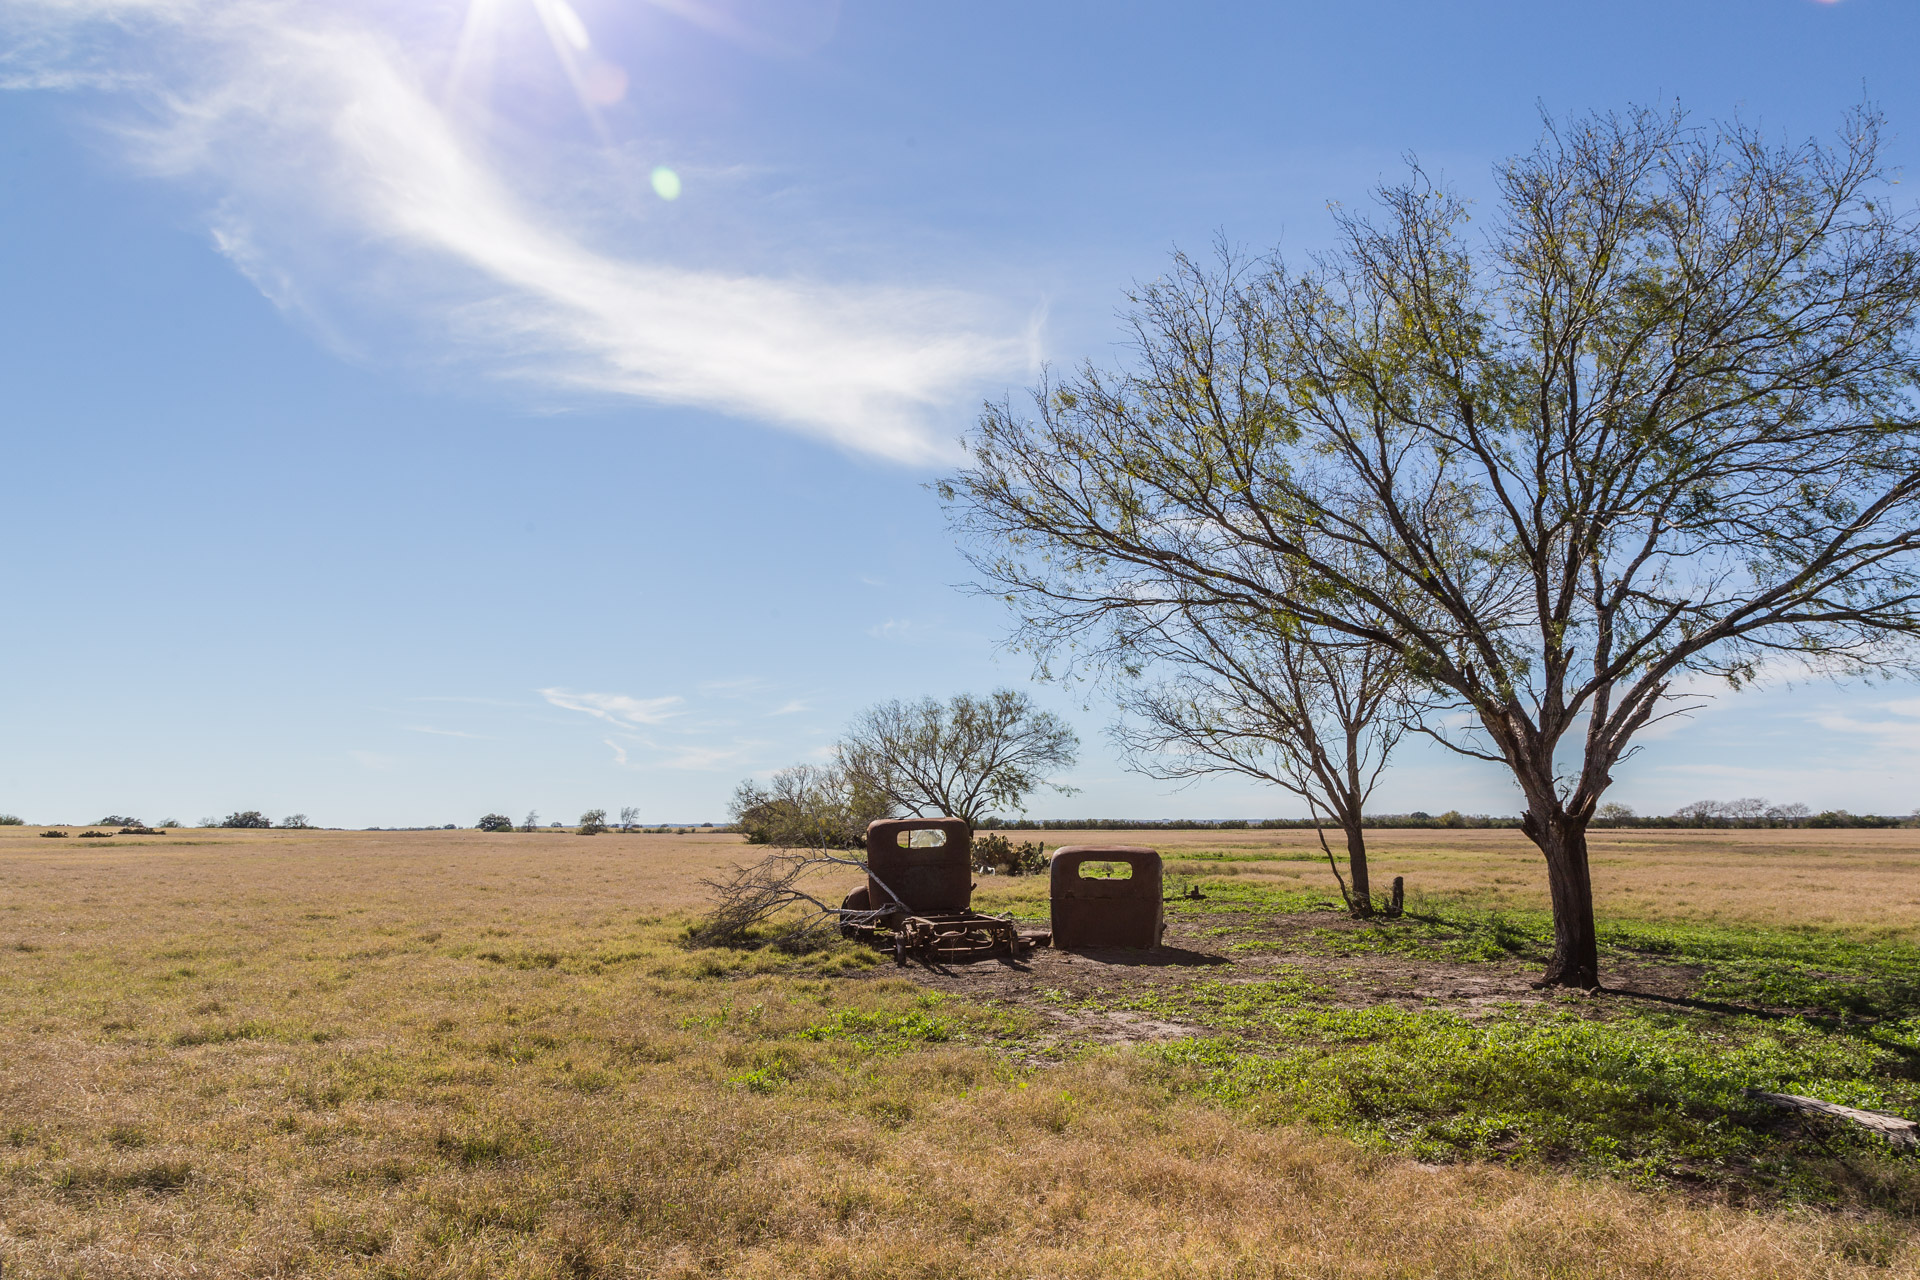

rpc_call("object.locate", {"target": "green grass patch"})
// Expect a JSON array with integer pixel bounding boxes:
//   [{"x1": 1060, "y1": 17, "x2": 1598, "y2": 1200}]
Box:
[
  {"x1": 1182, "y1": 875, "x2": 1920, "y2": 1020},
  {"x1": 1302, "y1": 909, "x2": 1544, "y2": 964},
  {"x1": 727, "y1": 1053, "x2": 796, "y2": 1093},
  {"x1": 1165, "y1": 850, "x2": 1323, "y2": 866},
  {"x1": 1601, "y1": 918, "x2": 1920, "y2": 1020},
  {"x1": 1123, "y1": 874, "x2": 1920, "y2": 1202},
  {"x1": 1166, "y1": 879, "x2": 1341, "y2": 916},
  {"x1": 799, "y1": 1008, "x2": 956, "y2": 1052},
  {"x1": 1056, "y1": 975, "x2": 1331, "y2": 1032},
  {"x1": 1145, "y1": 1004, "x2": 1920, "y2": 1198}
]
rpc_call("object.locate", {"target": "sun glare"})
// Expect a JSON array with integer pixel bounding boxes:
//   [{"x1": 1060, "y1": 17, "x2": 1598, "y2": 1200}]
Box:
[
  {"x1": 537, "y1": 0, "x2": 591, "y2": 52},
  {"x1": 450, "y1": 0, "x2": 633, "y2": 129}
]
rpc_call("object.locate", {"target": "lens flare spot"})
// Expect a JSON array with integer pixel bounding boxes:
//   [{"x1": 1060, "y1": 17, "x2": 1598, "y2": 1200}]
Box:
[
  {"x1": 583, "y1": 58, "x2": 627, "y2": 105},
  {"x1": 650, "y1": 166, "x2": 682, "y2": 201}
]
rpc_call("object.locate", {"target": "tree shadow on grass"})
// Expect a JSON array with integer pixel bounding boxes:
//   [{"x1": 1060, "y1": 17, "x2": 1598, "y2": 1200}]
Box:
[
  {"x1": 1601, "y1": 985, "x2": 1920, "y2": 1070},
  {"x1": 907, "y1": 944, "x2": 1232, "y2": 976},
  {"x1": 1600, "y1": 984, "x2": 1799, "y2": 1020},
  {"x1": 1048, "y1": 944, "x2": 1233, "y2": 969}
]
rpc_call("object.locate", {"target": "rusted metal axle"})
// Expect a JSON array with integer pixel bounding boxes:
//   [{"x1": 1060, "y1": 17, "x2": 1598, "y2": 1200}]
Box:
[{"x1": 838, "y1": 903, "x2": 1031, "y2": 964}]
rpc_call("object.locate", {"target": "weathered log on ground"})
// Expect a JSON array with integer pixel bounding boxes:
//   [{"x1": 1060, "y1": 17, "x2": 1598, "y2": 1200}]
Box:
[{"x1": 1747, "y1": 1089, "x2": 1918, "y2": 1150}]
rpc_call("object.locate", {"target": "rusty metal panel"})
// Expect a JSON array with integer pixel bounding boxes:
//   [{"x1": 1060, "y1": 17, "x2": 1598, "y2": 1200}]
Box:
[
  {"x1": 1049, "y1": 845, "x2": 1163, "y2": 949},
  {"x1": 865, "y1": 817, "x2": 973, "y2": 914}
]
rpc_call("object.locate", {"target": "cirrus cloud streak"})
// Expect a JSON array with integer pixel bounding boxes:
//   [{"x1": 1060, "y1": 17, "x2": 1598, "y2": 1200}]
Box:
[{"x1": 2, "y1": 0, "x2": 1028, "y2": 462}]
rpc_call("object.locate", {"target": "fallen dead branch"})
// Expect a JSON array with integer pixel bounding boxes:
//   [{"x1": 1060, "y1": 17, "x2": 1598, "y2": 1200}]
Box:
[
  {"x1": 689, "y1": 850, "x2": 906, "y2": 951},
  {"x1": 1748, "y1": 1090, "x2": 1918, "y2": 1150}
]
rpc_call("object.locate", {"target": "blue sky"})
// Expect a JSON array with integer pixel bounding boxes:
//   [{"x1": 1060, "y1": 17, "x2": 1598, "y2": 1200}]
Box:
[{"x1": 3, "y1": 0, "x2": 1919, "y2": 827}]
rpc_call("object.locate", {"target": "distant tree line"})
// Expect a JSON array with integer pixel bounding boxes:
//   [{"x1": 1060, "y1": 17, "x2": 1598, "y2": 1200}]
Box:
[
  {"x1": 975, "y1": 814, "x2": 1526, "y2": 831},
  {"x1": 975, "y1": 803, "x2": 1917, "y2": 831},
  {"x1": 209, "y1": 812, "x2": 310, "y2": 829},
  {"x1": 474, "y1": 808, "x2": 718, "y2": 834},
  {"x1": 1593, "y1": 800, "x2": 1911, "y2": 830}
]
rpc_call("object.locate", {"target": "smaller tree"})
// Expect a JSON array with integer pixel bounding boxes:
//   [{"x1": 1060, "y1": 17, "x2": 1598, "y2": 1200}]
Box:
[
  {"x1": 520, "y1": 809, "x2": 540, "y2": 832},
  {"x1": 477, "y1": 813, "x2": 514, "y2": 832},
  {"x1": 220, "y1": 811, "x2": 272, "y2": 829},
  {"x1": 279, "y1": 814, "x2": 311, "y2": 829},
  {"x1": 837, "y1": 689, "x2": 1078, "y2": 826},
  {"x1": 1112, "y1": 606, "x2": 1421, "y2": 916},
  {"x1": 618, "y1": 806, "x2": 641, "y2": 830},
  {"x1": 95, "y1": 814, "x2": 141, "y2": 827},
  {"x1": 0, "y1": 814, "x2": 23, "y2": 826},
  {"x1": 578, "y1": 808, "x2": 609, "y2": 835},
  {"x1": 730, "y1": 764, "x2": 885, "y2": 850}
]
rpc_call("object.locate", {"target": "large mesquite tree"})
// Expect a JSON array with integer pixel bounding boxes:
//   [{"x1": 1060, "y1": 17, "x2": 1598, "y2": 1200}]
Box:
[{"x1": 944, "y1": 106, "x2": 1920, "y2": 987}]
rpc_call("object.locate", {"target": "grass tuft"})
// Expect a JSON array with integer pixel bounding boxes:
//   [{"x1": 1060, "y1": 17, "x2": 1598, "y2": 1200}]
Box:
[{"x1": 171, "y1": 1018, "x2": 274, "y2": 1046}]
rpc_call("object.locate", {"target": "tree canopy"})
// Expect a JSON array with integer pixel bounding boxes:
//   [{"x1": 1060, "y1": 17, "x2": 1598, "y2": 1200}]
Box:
[
  {"x1": 730, "y1": 763, "x2": 886, "y2": 851},
  {"x1": 945, "y1": 104, "x2": 1920, "y2": 986},
  {"x1": 837, "y1": 689, "x2": 1079, "y2": 827}
]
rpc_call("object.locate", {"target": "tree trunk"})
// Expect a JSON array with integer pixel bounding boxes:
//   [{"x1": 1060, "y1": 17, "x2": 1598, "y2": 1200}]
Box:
[
  {"x1": 1525, "y1": 809, "x2": 1600, "y2": 988},
  {"x1": 1344, "y1": 823, "x2": 1373, "y2": 918}
]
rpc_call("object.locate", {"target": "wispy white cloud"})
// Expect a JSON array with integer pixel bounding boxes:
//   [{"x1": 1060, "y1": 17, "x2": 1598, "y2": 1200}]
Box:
[
  {"x1": 1810, "y1": 703, "x2": 1920, "y2": 752},
  {"x1": 540, "y1": 687, "x2": 684, "y2": 726},
  {"x1": 404, "y1": 725, "x2": 491, "y2": 739},
  {"x1": 544, "y1": 678, "x2": 818, "y2": 772},
  {"x1": 1, "y1": 0, "x2": 1028, "y2": 462},
  {"x1": 597, "y1": 733, "x2": 758, "y2": 772},
  {"x1": 867, "y1": 617, "x2": 929, "y2": 642},
  {"x1": 657, "y1": 743, "x2": 755, "y2": 771}
]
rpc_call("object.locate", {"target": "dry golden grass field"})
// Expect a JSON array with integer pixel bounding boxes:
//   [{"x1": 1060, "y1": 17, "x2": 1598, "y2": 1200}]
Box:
[{"x1": 4, "y1": 823, "x2": 1920, "y2": 1278}]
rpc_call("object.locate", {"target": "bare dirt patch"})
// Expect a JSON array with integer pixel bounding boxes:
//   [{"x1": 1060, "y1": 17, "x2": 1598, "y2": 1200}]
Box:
[{"x1": 895, "y1": 905, "x2": 1719, "y2": 1051}]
